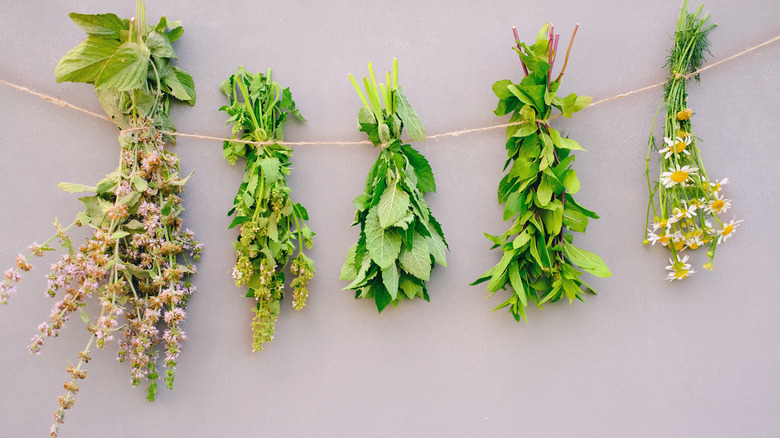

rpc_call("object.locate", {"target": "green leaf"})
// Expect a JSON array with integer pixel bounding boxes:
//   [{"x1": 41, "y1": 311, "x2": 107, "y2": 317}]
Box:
[
  {"x1": 562, "y1": 207, "x2": 588, "y2": 233},
  {"x1": 258, "y1": 157, "x2": 282, "y2": 186},
  {"x1": 381, "y1": 263, "x2": 400, "y2": 300},
  {"x1": 58, "y1": 182, "x2": 96, "y2": 194},
  {"x1": 340, "y1": 244, "x2": 359, "y2": 281},
  {"x1": 507, "y1": 262, "x2": 527, "y2": 308},
  {"x1": 68, "y1": 13, "x2": 126, "y2": 37},
  {"x1": 426, "y1": 227, "x2": 447, "y2": 268},
  {"x1": 512, "y1": 230, "x2": 531, "y2": 249},
  {"x1": 55, "y1": 36, "x2": 122, "y2": 84},
  {"x1": 399, "y1": 276, "x2": 423, "y2": 300},
  {"x1": 491, "y1": 79, "x2": 513, "y2": 100},
  {"x1": 399, "y1": 233, "x2": 431, "y2": 281},
  {"x1": 395, "y1": 85, "x2": 425, "y2": 142},
  {"x1": 563, "y1": 240, "x2": 612, "y2": 277},
  {"x1": 80, "y1": 309, "x2": 91, "y2": 324},
  {"x1": 146, "y1": 30, "x2": 176, "y2": 59},
  {"x1": 536, "y1": 175, "x2": 553, "y2": 206},
  {"x1": 401, "y1": 144, "x2": 435, "y2": 193},
  {"x1": 562, "y1": 169, "x2": 580, "y2": 194},
  {"x1": 162, "y1": 66, "x2": 196, "y2": 105},
  {"x1": 95, "y1": 42, "x2": 150, "y2": 92},
  {"x1": 365, "y1": 208, "x2": 402, "y2": 270},
  {"x1": 377, "y1": 182, "x2": 411, "y2": 229}
]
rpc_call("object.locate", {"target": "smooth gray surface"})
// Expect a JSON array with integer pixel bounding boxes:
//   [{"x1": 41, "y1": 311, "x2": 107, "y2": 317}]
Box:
[{"x1": 1, "y1": 1, "x2": 779, "y2": 437}]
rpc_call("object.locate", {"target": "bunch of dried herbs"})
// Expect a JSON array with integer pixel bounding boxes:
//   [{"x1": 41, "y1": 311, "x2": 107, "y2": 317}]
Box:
[
  {"x1": 340, "y1": 60, "x2": 448, "y2": 312},
  {"x1": 1, "y1": 4, "x2": 200, "y2": 435},
  {"x1": 220, "y1": 67, "x2": 314, "y2": 351},
  {"x1": 473, "y1": 24, "x2": 610, "y2": 322}
]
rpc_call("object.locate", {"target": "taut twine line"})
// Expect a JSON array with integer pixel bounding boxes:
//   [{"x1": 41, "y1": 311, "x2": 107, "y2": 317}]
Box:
[{"x1": 1, "y1": 34, "x2": 778, "y2": 146}]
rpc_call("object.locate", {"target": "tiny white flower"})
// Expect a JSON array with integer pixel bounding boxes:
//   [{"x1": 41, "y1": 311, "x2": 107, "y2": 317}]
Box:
[
  {"x1": 660, "y1": 164, "x2": 699, "y2": 188},
  {"x1": 717, "y1": 218, "x2": 743, "y2": 244},
  {"x1": 659, "y1": 136, "x2": 692, "y2": 159}
]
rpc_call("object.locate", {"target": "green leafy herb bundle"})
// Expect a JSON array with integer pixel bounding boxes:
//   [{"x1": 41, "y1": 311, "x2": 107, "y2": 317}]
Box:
[
  {"x1": 473, "y1": 24, "x2": 611, "y2": 322},
  {"x1": 340, "y1": 60, "x2": 448, "y2": 313},
  {"x1": 1, "y1": 4, "x2": 200, "y2": 435},
  {"x1": 219, "y1": 67, "x2": 314, "y2": 352},
  {"x1": 644, "y1": 1, "x2": 736, "y2": 281}
]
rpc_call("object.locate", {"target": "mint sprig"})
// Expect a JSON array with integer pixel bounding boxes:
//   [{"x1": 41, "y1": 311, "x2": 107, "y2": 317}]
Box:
[{"x1": 340, "y1": 60, "x2": 447, "y2": 313}]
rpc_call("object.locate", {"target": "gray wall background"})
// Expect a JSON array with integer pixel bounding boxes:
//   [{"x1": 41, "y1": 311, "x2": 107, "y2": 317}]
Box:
[{"x1": 1, "y1": 1, "x2": 779, "y2": 436}]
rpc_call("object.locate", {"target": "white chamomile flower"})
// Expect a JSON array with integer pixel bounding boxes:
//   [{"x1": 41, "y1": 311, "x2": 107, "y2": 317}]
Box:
[
  {"x1": 710, "y1": 177, "x2": 729, "y2": 193},
  {"x1": 705, "y1": 193, "x2": 731, "y2": 215},
  {"x1": 660, "y1": 164, "x2": 699, "y2": 188},
  {"x1": 659, "y1": 135, "x2": 692, "y2": 159},
  {"x1": 665, "y1": 255, "x2": 694, "y2": 281},
  {"x1": 717, "y1": 218, "x2": 743, "y2": 244}
]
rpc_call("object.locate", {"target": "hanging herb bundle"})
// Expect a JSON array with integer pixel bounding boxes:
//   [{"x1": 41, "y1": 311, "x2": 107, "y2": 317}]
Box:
[
  {"x1": 1, "y1": 4, "x2": 200, "y2": 435},
  {"x1": 644, "y1": 1, "x2": 736, "y2": 281},
  {"x1": 473, "y1": 24, "x2": 611, "y2": 322},
  {"x1": 339, "y1": 59, "x2": 448, "y2": 313},
  {"x1": 219, "y1": 67, "x2": 314, "y2": 352}
]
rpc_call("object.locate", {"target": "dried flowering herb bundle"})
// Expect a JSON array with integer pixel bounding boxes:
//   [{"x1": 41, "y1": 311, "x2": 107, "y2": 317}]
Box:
[
  {"x1": 1, "y1": 4, "x2": 201, "y2": 435},
  {"x1": 340, "y1": 60, "x2": 448, "y2": 313},
  {"x1": 220, "y1": 67, "x2": 314, "y2": 352},
  {"x1": 644, "y1": 1, "x2": 736, "y2": 281},
  {"x1": 473, "y1": 25, "x2": 611, "y2": 322}
]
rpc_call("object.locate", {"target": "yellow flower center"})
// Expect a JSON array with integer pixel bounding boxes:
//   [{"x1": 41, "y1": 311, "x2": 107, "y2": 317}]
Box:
[
  {"x1": 674, "y1": 268, "x2": 688, "y2": 278},
  {"x1": 670, "y1": 170, "x2": 689, "y2": 183},
  {"x1": 711, "y1": 200, "x2": 724, "y2": 211},
  {"x1": 659, "y1": 235, "x2": 671, "y2": 243},
  {"x1": 676, "y1": 109, "x2": 693, "y2": 121},
  {"x1": 674, "y1": 141, "x2": 687, "y2": 153},
  {"x1": 721, "y1": 224, "x2": 734, "y2": 236},
  {"x1": 673, "y1": 240, "x2": 685, "y2": 251},
  {"x1": 689, "y1": 242, "x2": 699, "y2": 249}
]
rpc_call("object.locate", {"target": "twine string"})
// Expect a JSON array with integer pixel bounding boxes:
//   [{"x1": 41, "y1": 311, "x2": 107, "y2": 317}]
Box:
[{"x1": 1, "y1": 34, "x2": 777, "y2": 147}]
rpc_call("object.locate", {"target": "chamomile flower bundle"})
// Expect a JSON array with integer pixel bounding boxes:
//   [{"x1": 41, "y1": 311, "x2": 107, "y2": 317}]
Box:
[{"x1": 644, "y1": 0, "x2": 740, "y2": 281}]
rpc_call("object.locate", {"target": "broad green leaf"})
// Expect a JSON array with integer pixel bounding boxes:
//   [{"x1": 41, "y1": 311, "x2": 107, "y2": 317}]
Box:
[
  {"x1": 68, "y1": 13, "x2": 126, "y2": 37},
  {"x1": 562, "y1": 207, "x2": 588, "y2": 233},
  {"x1": 503, "y1": 191, "x2": 526, "y2": 221},
  {"x1": 146, "y1": 30, "x2": 176, "y2": 59},
  {"x1": 563, "y1": 240, "x2": 612, "y2": 277},
  {"x1": 399, "y1": 233, "x2": 431, "y2": 281},
  {"x1": 162, "y1": 66, "x2": 196, "y2": 105},
  {"x1": 96, "y1": 89, "x2": 131, "y2": 129},
  {"x1": 381, "y1": 263, "x2": 400, "y2": 300},
  {"x1": 399, "y1": 276, "x2": 423, "y2": 300},
  {"x1": 536, "y1": 175, "x2": 553, "y2": 206},
  {"x1": 55, "y1": 36, "x2": 121, "y2": 84},
  {"x1": 377, "y1": 182, "x2": 410, "y2": 229},
  {"x1": 395, "y1": 85, "x2": 425, "y2": 142},
  {"x1": 95, "y1": 42, "x2": 150, "y2": 91},
  {"x1": 365, "y1": 208, "x2": 402, "y2": 269},
  {"x1": 512, "y1": 230, "x2": 530, "y2": 249},
  {"x1": 540, "y1": 199, "x2": 563, "y2": 235},
  {"x1": 258, "y1": 157, "x2": 282, "y2": 186},
  {"x1": 512, "y1": 123, "x2": 537, "y2": 138},
  {"x1": 401, "y1": 144, "x2": 435, "y2": 193},
  {"x1": 58, "y1": 182, "x2": 96, "y2": 193},
  {"x1": 426, "y1": 225, "x2": 447, "y2": 267},
  {"x1": 491, "y1": 79, "x2": 513, "y2": 100},
  {"x1": 562, "y1": 169, "x2": 580, "y2": 194}
]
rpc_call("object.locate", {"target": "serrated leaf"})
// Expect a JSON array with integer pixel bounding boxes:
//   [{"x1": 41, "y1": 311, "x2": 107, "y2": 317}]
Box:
[
  {"x1": 162, "y1": 66, "x2": 196, "y2": 105},
  {"x1": 146, "y1": 30, "x2": 176, "y2": 59},
  {"x1": 68, "y1": 13, "x2": 126, "y2": 37},
  {"x1": 258, "y1": 157, "x2": 282, "y2": 186},
  {"x1": 377, "y1": 182, "x2": 411, "y2": 229},
  {"x1": 95, "y1": 42, "x2": 150, "y2": 91},
  {"x1": 381, "y1": 263, "x2": 399, "y2": 300},
  {"x1": 395, "y1": 85, "x2": 425, "y2": 142},
  {"x1": 399, "y1": 233, "x2": 431, "y2": 281},
  {"x1": 401, "y1": 144, "x2": 435, "y2": 193},
  {"x1": 426, "y1": 227, "x2": 447, "y2": 267},
  {"x1": 340, "y1": 244, "x2": 359, "y2": 282},
  {"x1": 55, "y1": 36, "x2": 122, "y2": 84},
  {"x1": 399, "y1": 276, "x2": 423, "y2": 300},
  {"x1": 365, "y1": 208, "x2": 402, "y2": 270}
]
